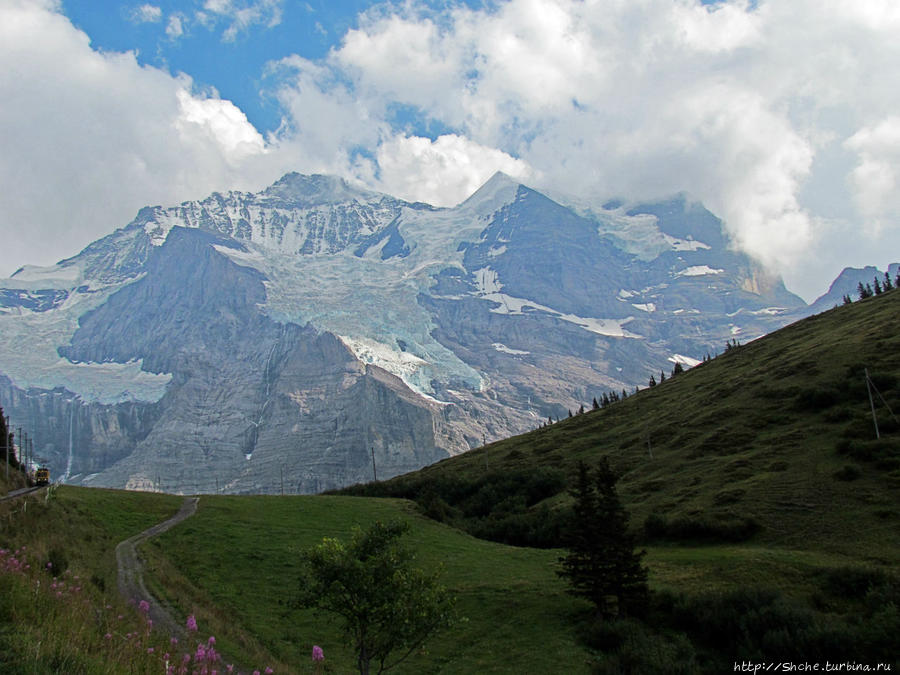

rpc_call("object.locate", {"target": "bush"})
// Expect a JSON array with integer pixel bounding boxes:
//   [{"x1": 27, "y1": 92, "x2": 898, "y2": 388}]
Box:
[
  {"x1": 832, "y1": 464, "x2": 861, "y2": 481},
  {"x1": 584, "y1": 617, "x2": 697, "y2": 675},
  {"x1": 643, "y1": 513, "x2": 760, "y2": 543}
]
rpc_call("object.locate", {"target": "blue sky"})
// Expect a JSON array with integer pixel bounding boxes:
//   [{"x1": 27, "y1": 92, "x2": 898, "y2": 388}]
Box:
[
  {"x1": 61, "y1": 0, "x2": 484, "y2": 134},
  {"x1": 2, "y1": 0, "x2": 900, "y2": 300}
]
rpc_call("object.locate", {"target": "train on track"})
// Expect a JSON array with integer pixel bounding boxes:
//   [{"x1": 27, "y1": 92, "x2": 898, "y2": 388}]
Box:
[{"x1": 34, "y1": 467, "x2": 50, "y2": 486}]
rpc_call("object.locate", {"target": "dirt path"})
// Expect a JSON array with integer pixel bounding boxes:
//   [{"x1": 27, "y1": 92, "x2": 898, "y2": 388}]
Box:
[{"x1": 115, "y1": 496, "x2": 199, "y2": 639}]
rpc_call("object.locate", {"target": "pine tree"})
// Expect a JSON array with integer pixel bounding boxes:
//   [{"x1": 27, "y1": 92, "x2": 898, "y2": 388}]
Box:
[
  {"x1": 884, "y1": 272, "x2": 893, "y2": 291},
  {"x1": 557, "y1": 460, "x2": 649, "y2": 619},
  {"x1": 592, "y1": 397, "x2": 600, "y2": 411},
  {"x1": 578, "y1": 404, "x2": 585, "y2": 415},
  {"x1": 659, "y1": 370, "x2": 666, "y2": 383},
  {"x1": 857, "y1": 281, "x2": 868, "y2": 300},
  {"x1": 648, "y1": 375, "x2": 656, "y2": 388},
  {"x1": 672, "y1": 361, "x2": 684, "y2": 377},
  {"x1": 842, "y1": 294, "x2": 852, "y2": 305},
  {"x1": 874, "y1": 276, "x2": 882, "y2": 295}
]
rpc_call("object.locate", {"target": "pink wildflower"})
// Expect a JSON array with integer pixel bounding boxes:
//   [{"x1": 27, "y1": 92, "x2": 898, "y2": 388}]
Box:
[
  {"x1": 147, "y1": 647, "x2": 155, "y2": 654},
  {"x1": 208, "y1": 636, "x2": 216, "y2": 646},
  {"x1": 312, "y1": 645, "x2": 324, "y2": 662},
  {"x1": 186, "y1": 614, "x2": 198, "y2": 632},
  {"x1": 171, "y1": 637, "x2": 179, "y2": 646},
  {"x1": 104, "y1": 633, "x2": 112, "y2": 640},
  {"x1": 265, "y1": 668, "x2": 274, "y2": 674},
  {"x1": 139, "y1": 600, "x2": 150, "y2": 613}
]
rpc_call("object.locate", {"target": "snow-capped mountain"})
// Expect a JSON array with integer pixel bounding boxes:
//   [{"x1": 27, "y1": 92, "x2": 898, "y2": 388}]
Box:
[{"x1": 0, "y1": 172, "x2": 810, "y2": 493}]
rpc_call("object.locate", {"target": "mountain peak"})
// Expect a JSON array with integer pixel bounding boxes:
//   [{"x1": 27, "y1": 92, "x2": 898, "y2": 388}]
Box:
[
  {"x1": 262, "y1": 172, "x2": 382, "y2": 207},
  {"x1": 457, "y1": 171, "x2": 523, "y2": 215}
]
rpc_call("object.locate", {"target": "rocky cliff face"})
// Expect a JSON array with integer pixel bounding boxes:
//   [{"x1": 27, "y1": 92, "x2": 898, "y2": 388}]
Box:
[{"x1": 0, "y1": 172, "x2": 809, "y2": 493}]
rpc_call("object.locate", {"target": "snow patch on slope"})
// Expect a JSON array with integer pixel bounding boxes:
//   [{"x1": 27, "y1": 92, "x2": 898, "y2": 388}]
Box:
[
  {"x1": 472, "y1": 267, "x2": 642, "y2": 338},
  {"x1": 677, "y1": 265, "x2": 724, "y2": 277}
]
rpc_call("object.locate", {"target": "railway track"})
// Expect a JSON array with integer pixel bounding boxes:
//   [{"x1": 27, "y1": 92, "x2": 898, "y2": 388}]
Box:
[{"x1": 0, "y1": 485, "x2": 44, "y2": 502}]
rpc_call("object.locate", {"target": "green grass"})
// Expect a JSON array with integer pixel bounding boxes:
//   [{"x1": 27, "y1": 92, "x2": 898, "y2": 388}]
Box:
[
  {"x1": 0, "y1": 487, "x2": 184, "y2": 673},
  {"x1": 147, "y1": 495, "x2": 590, "y2": 673}
]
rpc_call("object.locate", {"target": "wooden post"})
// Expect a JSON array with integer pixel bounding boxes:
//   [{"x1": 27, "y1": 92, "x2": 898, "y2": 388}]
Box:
[{"x1": 865, "y1": 369, "x2": 880, "y2": 439}]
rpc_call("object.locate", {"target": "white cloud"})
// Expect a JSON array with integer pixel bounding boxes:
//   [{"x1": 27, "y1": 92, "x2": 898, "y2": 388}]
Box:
[
  {"x1": 166, "y1": 13, "x2": 185, "y2": 39},
  {"x1": 0, "y1": 0, "x2": 287, "y2": 277},
  {"x1": 200, "y1": 0, "x2": 284, "y2": 42},
  {"x1": 373, "y1": 134, "x2": 534, "y2": 207},
  {"x1": 130, "y1": 4, "x2": 162, "y2": 24},
  {"x1": 845, "y1": 116, "x2": 900, "y2": 234}
]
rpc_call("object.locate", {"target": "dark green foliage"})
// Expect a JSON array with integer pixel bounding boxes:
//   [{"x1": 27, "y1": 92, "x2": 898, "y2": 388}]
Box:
[
  {"x1": 672, "y1": 361, "x2": 684, "y2": 377},
  {"x1": 832, "y1": 464, "x2": 861, "y2": 481},
  {"x1": 44, "y1": 548, "x2": 69, "y2": 577},
  {"x1": 643, "y1": 512, "x2": 760, "y2": 543},
  {"x1": 583, "y1": 616, "x2": 697, "y2": 675},
  {"x1": 339, "y1": 468, "x2": 568, "y2": 548},
  {"x1": 557, "y1": 460, "x2": 649, "y2": 618},
  {"x1": 295, "y1": 520, "x2": 455, "y2": 675},
  {"x1": 820, "y1": 565, "x2": 889, "y2": 599}
]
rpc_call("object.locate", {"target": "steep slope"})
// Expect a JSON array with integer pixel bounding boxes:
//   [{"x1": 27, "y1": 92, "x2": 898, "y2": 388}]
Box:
[
  {"x1": 0, "y1": 172, "x2": 810, "y2": 493},
  {"x1": 347, "y1": 289, "x2": 900, "y2": 559}
]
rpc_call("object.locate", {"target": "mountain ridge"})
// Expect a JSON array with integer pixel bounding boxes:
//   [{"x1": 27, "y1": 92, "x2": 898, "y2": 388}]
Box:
[{"x1": 0, "y1": 171, "x2": 844, "y2": 493}]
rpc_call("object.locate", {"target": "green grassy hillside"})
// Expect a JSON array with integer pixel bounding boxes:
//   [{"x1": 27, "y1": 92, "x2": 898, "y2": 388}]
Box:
[{"x1": 344, "y1": 289, "x2": 900, "y2": 561}]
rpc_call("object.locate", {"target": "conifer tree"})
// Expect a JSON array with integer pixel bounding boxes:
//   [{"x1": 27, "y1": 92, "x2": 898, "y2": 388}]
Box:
[
  {"x1": 557, "y1": 460, "x2": 649, "y2": 619},
  {"x1": 884, "y1": 272, "x2": 893, "y2": 291},
  {"x1": 659, "y1": 370, "x2": 666, "y2": 383},
  {"x1": 672, "y1": 361, "x2": 684, "y2": 376},
  {"x1": 592, "y1": 397, "x2": 600, "y2": 411},
  {"x1": 578, "y1": 404, "x2": 585, "y2": 415},
  {"x1": 648, "y1": 375, "x2": 656, "y2": 388},
  {"x1": 857, "y1": 281, "x2": 868, "y2": 300},
  {"x1": 874, "y1": 276, "x2": 883, "y2": 295}
]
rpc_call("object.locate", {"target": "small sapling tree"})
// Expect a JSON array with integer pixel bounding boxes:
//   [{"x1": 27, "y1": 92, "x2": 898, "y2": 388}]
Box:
[
  {"x1": 296, "y1": 520, "x2": 455, "y2": 675},
  {"x1": 557, "y1": 460, "x2": 648, "y2": 619}
]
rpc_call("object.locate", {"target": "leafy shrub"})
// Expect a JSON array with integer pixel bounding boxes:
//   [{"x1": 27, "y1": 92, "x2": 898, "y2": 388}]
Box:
[
  {"x1": 643, "y1": 512, "x2": 760, "y2": 543},
  {"x1": 820, "y1": 566, "x2": 889, "y2": 599},
  {"x1": 832, "y1": 464, "x2": 861, "y2": 481}
]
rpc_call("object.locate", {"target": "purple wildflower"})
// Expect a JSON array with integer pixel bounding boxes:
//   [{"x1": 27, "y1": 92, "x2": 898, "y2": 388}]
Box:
[
  {"x1": 139, "y1": 600, "x2": 150, "y2": 613},
  {"x1": 186, "y1": 614, "x2": 198, "y2": 632},
  {"x1": 312, "y1": 645, "x2": 324, "y2": 662}
]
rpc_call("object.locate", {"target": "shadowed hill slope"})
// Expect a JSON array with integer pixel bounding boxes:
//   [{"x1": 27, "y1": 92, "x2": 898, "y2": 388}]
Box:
[{"x1": 343, "y1": 289, "x2": 900, "y2": 560}]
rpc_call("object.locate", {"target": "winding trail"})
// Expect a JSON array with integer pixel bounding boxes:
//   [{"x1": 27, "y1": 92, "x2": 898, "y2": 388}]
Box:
[{"x1": 116, "y1": 496, "x2": 199, "y2": 638}]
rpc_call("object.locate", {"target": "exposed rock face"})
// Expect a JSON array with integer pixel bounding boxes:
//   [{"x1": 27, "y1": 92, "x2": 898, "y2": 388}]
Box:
[{"x1": 0, "y1": 172, "x2": 810, "y2": 493}]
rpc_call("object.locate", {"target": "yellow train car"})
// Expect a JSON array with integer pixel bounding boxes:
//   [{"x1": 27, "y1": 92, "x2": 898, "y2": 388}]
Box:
[{"x1": 34, "y1": 466, "x2": 50, "y2": 486}]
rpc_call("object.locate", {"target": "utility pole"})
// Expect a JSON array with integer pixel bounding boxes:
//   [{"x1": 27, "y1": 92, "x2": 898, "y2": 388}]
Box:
[
  {"x1": 371, "y1": 446, "x2": 377, "y2": 482},
  {"x1": 4, "y1": 415, "x2": 8, "y2": 480},
  {"x1": 280, "y1": 465, "x2": 284, "y2": 496},
  {"x1": 865, "y1": 369, "x2": 880, "y2": 440}
]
